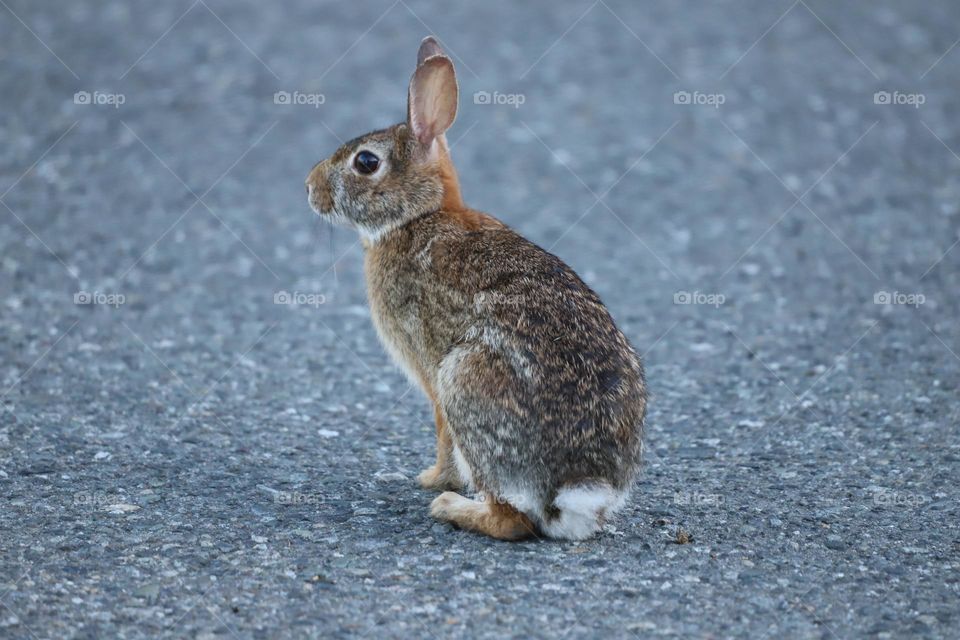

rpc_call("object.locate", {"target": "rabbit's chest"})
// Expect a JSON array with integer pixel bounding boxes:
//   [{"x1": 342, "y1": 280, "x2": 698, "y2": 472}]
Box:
[{"x1": 364, "y1": 253, "x2": 435, "y2": 388}]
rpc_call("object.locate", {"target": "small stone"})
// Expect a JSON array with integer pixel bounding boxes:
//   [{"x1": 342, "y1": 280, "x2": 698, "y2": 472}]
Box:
[
  {"x1": 104, "y1": 503, "x2": 140, "y2": 514},
  {"x1": 133, "y1": 583, "x2": 160, "y2": 603},
  {"x1": 824, "y1": 536, "x2": 847, "y2": 551},
  {"x1": 18, "y1": 460, "x2": 57, "y2": 476}
]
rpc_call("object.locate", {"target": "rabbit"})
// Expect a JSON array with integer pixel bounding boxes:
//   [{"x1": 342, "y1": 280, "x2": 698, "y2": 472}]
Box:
[{"x1": 305, "y1": 36, "x2": 646, "y2": 540}]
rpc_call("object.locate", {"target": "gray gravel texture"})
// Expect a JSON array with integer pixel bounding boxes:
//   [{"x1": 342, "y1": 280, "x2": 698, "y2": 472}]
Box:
[{"x1": 1, "y1": 0, "x2": 959, "y2": 638}]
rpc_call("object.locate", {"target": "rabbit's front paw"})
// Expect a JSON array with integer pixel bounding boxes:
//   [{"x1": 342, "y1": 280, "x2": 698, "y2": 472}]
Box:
[{"x1": 417, "y1": 464, "x2": 462, "y2": 491}]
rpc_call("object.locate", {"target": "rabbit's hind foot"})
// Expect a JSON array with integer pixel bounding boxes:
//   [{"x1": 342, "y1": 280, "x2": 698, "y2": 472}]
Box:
[{"x1": 430, "y1": 492, "x2": 537, "y2": 541}]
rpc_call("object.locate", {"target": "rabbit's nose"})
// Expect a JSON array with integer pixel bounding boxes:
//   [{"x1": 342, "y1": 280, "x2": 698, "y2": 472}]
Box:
[{"x1": 307, "y1": 159, "x2": 327, "y2": 186}]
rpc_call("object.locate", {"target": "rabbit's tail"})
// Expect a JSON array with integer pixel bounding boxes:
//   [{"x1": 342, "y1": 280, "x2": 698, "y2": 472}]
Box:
[{"x1": 537, "y1": 483, "x2": 629, "y2": 540}]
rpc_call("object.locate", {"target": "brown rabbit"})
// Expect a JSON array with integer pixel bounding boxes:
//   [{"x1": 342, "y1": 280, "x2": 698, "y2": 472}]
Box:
[{"x1": 305, "y1": 37, "x2": 646, "y2": 540}]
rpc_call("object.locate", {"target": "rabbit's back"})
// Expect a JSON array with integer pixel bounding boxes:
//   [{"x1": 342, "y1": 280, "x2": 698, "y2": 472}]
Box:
[{"x1": 365, "y1": 210, "x2": 646, "y2": 498}]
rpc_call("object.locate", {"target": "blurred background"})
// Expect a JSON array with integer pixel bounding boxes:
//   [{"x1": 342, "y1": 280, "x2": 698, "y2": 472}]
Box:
[{"x1": 1, "y1": 0, "x2": 958, "y2": 637}]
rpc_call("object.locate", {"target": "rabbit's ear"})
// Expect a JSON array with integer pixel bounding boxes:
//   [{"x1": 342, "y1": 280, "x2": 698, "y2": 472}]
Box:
[
  {"x1": 408, "y1": 54, "x2": 458, "y2": 147},
  {"x1": 417, "y1": 36, "x2": 444, "y2": 66}
]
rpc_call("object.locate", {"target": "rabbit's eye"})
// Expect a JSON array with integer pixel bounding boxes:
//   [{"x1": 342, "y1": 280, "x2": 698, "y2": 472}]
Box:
[{"x1": 354, "y1": 151, "x2": 380, "y2": 175}]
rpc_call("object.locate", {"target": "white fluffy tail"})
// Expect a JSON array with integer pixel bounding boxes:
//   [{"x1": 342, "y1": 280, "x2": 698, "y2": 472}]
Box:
[{"x1": 537, "y1": 484, "x2": 629, "y2": 540}]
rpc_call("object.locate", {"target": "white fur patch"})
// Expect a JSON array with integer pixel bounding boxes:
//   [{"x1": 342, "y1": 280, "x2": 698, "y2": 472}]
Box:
[
  {"x1": 357, "y1": 220, "x2": 404, "y2": 245},
  {"x1": 415, "y1": 236, "x2": 437, "y2": 268},
  {"x1": 537, "y1": 484, "x2": 628, "y2": 541},
  {"x1": 436, "y1": 345, "x2": 468, "y2": 399},
  {"x1": 451, "y1": 443, "x2": 474, "y2": 490},
  {"x1": 456, "y1": 325, "x2": 534, "y2": 381}
]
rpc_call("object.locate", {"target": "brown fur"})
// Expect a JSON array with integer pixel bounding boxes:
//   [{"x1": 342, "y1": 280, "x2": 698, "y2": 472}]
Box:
[
  {"x1": 305, "y1": 37, "x2": 646, "y2": 541},
  {"x1": 436, "y1": 135, "x2": 465, "y2": 211},
  {"x1": 430, "y1": 492, "x2": 537, "y2": 541},
  {"x1": 417, "y1": 400, "x2": 461, "y2": 490}
]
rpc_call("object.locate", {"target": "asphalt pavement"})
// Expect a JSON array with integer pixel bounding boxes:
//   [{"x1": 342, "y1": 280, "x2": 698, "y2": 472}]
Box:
[{"x1": 1, "y1": 0, "x2": 958, "y2": 637}]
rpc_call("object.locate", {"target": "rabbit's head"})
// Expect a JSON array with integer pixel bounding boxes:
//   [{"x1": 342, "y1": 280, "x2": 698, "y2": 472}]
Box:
[{"x1": 306, "y1": 37, "x2": 462, "y2": 243}]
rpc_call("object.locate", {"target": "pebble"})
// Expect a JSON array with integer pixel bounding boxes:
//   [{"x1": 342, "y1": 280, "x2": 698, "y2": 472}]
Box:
[
  {"x1": 374, "y1": 471, "x2": 407, "y2": 482},
  {"x1": 104, "y1": 503, "x2": 140, "y2": 514}
]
